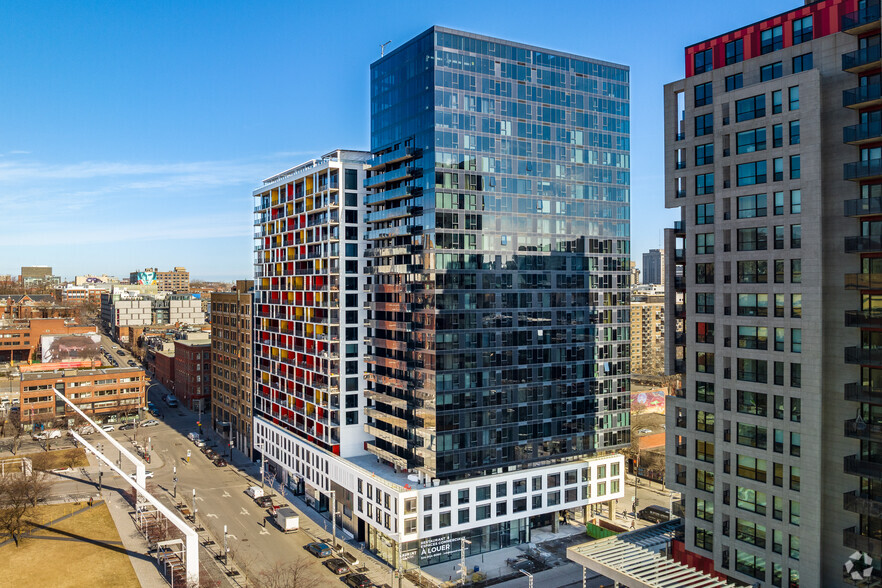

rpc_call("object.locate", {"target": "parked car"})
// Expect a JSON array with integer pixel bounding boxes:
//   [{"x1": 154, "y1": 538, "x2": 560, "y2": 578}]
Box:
[
  {"x1": 637, "y1": 428, "x2": 652, "y2": 434},
  {"x1": 255, "y1": 495, "x2": 273, "y2": 508},
  {"x1": 117, "y1": 350, "x2": 125, "y2": 356},
  {"x1": 246, "y1": 486, "x2": 265, "y2": 499},
  {"x1": 140, "y1": 420, "x2": 159, "y2": 427},
  {"x1": 305, "y1": 542, "x2": 332, "y2": 558},
  {"x1": 32, "y1": 430, "x2": 62, "y2": 440},
  {"x1": 149, "y1": 408, "x2": 163, "y2": 418},
  {"x1": 638, "y1": 505, "x2": 672, "y2": 524},
  {"x1": 101, "y1": 424, "x2": 115, "y2": 432},
  {"x1": 323, "y1": 558, "x2": 350, "y2": 575},
  {"x1": 213, "y1": 457, "x2": 227, "y2": 467},
  {"x1": 343, "y1": 573, "x2": 373, "y2": 587},
  {"x1": 119, "y1": 423, "x2": 135, "y2": 430}
]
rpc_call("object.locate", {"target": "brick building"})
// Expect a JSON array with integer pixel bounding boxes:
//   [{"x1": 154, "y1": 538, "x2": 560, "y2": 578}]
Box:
[
  {"x1": 0, "y1": 318, "x2": 97, "y2": 363},
  {"x1": 174, "y1": 339, "x2": 210, "y2": 411},
  {"x1": 153, "y1": 347, "x2": 176, "y2": 393}
]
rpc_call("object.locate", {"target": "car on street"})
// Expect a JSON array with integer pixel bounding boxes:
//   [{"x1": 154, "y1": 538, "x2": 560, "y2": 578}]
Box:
[
  {"x1": 140, "y1": 420, "x2": 159, "y2": 427},
  {"x1": 638, "y1": 505, "x2": 672, "y2": 523},
  {"x1": 323, "y1": 558, "x2": 350, "y2": 575},
  {"x1": 119, "y1": 423, "x2": 135, "y2": 430},
  {"x1": 343, "y1": 573, "x2": 373, "y2": 587},
  {"x1": 305, "y1": 542, "x2": 332, "y2": 558},
  {"x1": 127, "y1": 361, "x2": 136, "y2": 367},
  {"x1": 149, "y1": 408, "x2": 163, "y2": 418},
  {"x1": 117, "y1": 350, "x2": 125, "y2": 356},
  {"x1": 213, "y1": 457, "x2": 227, "y2": 467},
  {"x1": 255, "y1": 495, "x2": 273, "y2": 508},
  {"x1": 100, "y1": 424, "x2": 115, "y2": 432},
  {"x1": 129, "y1": 471, "x2": 155, "y2": 479},
  {"x1": 637, "y1": 428, "x2": 652, "y2": 434}
]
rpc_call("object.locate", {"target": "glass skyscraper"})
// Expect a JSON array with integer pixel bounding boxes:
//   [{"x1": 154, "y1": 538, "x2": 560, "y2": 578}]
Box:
[{"x1": 365, "y1": 26, "x2": 632, "y2": 483}]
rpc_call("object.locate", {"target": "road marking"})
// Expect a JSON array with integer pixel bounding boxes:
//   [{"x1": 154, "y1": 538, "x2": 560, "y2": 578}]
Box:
[
  {"x1": 227, "y1": 534, "x2": 238, "y2": 541},
  {"x1": 240, "y1": 507, "x2": 250, "y2": 516},
  {"x1": 260, "y1": 527, "x2": 270, "y2": 535},
  {"x1": 206, "y1": 513, "x2": 218, "y2": 519},
  {"x1": 222, "y1": 491, "x2": 231, "y2": 498},
  {"x1": 195, "y1": 496, "x2": 204, "y2": 502}
]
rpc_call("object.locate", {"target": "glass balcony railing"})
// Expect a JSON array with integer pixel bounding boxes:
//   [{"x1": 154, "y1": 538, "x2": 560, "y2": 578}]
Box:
[
  {"x1": 844, "y1": 491, "x2": 882, "y2": 518},
  {"x1": 845, "y1": 381, "x2": 882, "y2": 403},
  {"x1": 845, "y1": 158, "x2": 882, "y2": 181},
  {"x1": 844, "y1": 84, "x2": 882, "y2": 108},
  {"x1": 845, "y1": 196, "x2": 882, "y2": 216},
  {"x1": 843, "y1": 527, "x2": 882, "y2": 557},
  {"x1": 845, "y1": 346, "x2": 882, "y2": 366},
  {"x1": 845, "y1": 454, "x2": 882, "y2": 479},
  {"x1": 846, "y1": 236, "x2": 882, "y2": 253},
  {"x1": 843, "y1": 44, "x2": 882, "y2": 72},
  {"x1": 846, "y1": 309, "x2": 882, "y2": 328},
  {"x1": 845, "y1": 418, "x2": 882, "y2": 442},
  {"x1": 842, "y1": 1, "x2": 881, "y2": 34},
  {"x1": 845, "y1": 273, "x2": 882, "y2": 289},
  {"x1": 844, "y1": 121, "x2": 882, "y2": 145}
]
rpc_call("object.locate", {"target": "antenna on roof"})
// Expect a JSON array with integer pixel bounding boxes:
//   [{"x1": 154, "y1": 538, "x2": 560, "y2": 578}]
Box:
[{"x1": 380, "y1": 41, "x2": 391, "y2": 57}]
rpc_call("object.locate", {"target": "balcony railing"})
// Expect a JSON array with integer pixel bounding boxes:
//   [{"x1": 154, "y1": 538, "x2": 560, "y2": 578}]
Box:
[
  {"x1": 844, "y1": 527, "x2": 882, "y2": 558},
  {"x1": 845, "y1": 491, "x2": 882, "y2": 518},
  {"x1": 846, "y1": 347, "x2": 882, "y2": 366},
  {"x1": 845, "y1": 382, "x2": 882, "y2": 403},
  {"x1": 673, "y1": 220, "x2": 685, "y2": 234},
  {"x1": 845, "y1": 196, "x2": 882, "y2": 216},
  {"x1": 847, "y1": 309, "x2": 882, "y2": 328},
  {"x1": 845, "y1": 418, "x2": 882, "y2": 442},
  {"x1": 846, "y1": 273, "x2": 882, "y2": 290},
  {"x1": 844, "y1": 84, "x2": 882, "y2": 109},
  {"x1": 842, "y1": 1, "x2": 881, "y2": 34},
  {"x1": 845, "y1": 158, "x2": 882, "y2": 181},
  {"x1": 845, "y1": 454, "x2": 882, "y2": 478},
  {"x1": 843, "y1": 44, "x2": 882, "y2": 73},
  {"x1": 846, "y1": 236, "x2": 882, "y2": 253},
  {"x1": 844, "y1": 121, "x2": 882, "y2": 145}
]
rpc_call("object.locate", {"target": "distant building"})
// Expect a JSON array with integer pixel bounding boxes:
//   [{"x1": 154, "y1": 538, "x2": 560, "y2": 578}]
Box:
[
  {"x1": 642, "y1": 249, "x2": 664, "y2": 286},
  {"x1": 210, "y1": 280, "x2": 253, "y2": 458},
  {"x1": 631, "y1": 293, "x2": 665, "y2": 377},
  {"x1": 20, "y1": 266, "x2": 59, "y2": 288},
  {"x1": 0, "y1": 318, "x2": 96, "y2": 363},
  {"x1": 130, "y1": 267, "x2": 190, "y2": 293},
  {"x1": 1, "y1": 295, "x2": 72, "y2": 321},
  {"x1": 630, "y1": 260, "x2": 640, "y2": 285},
  {"x1": 74, "y1": 274, "x2": 120, "y2": 286},
  {"x1": 100, "y1": 287, "x2": 205, "y2": 341},
  {"x1": 55, "y1": 283, "x2": 111, "y2": 305},
  {"x1": 174, "y1": 339, "x2": 211, "y2": 411}
]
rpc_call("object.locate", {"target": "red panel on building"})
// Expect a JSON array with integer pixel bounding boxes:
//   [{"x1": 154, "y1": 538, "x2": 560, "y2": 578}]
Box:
[{"x1": 671, "y1": 540, "x2": 728, "y2": 580}]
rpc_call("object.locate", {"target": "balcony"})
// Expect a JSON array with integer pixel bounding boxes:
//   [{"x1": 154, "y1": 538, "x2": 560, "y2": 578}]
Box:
[
  {"x1": 844, "y1": 527, "x2": 882, "y2": 558},
  {"x1": 845, "y1": 418, "x2": 882, "y2": 442},
  {"x1": 843, "y1": 44, "x2": 882, "y2": 73},
  {"x1": 846, "y1": 346, "x2": 882, "y2": 366},
  {"x1": 844, "y1": 121, "x2": 882, "y2": 146},
  {"x1": 844, "y1": 84, "x2": 882, "y2": 109},
  {"x1": 675, "y1": 304, "x2": 686, "y2": 319},
  {"x1": 846, "y1": 454, "x2": 882, "y2": 479},
  {"x1": 367, "y1": 146, "x2": 418, "y2": 171},
  {"x1": 847, "y1": 309, "x2": 882, "y2": 328},
  {"x1": 845, "y1": 382, "x2": 882, "y2": 404},
  {"x1": 842, "y1": 1, "x2": 881, "y2": 34},
  {"x1": 846, "y1": 236, "x2": 882, "y2": 253},
  {"x1": 845, "y1": 491, "x2": 882, "y2": 518},
  {"x1": 364, "y1": 204, "x2": 420, "y2": 224},
  {"x1": 673, "y1": 220, "x2": 685, "y2": 235},
  {"x1": 845, "y1": 158, "x2": 882, "y2": 181},
  {"x1": 674, "y1": 248, "x2": 685, "y2": 263},
  {"x1": 364, "y1": 184, "x2": 420, "y2": 207},
  {"x1": 846, "y1": 196, "x2": 882, "y2": 217}
]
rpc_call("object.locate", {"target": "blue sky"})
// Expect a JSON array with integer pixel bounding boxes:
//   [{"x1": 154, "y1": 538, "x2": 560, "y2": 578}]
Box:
[{"x1": 0, "y1": 0, "x2": 798, "y2": 281}]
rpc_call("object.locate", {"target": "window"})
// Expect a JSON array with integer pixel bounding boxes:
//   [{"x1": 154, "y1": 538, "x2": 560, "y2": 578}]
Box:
[
  {"x1": 458, "y1": 508, "x2": 469, "y2": 524},
  {"x1": 696, "y1": 232, "x2": 715, "y2": 254},
  {"x1": 775, "y1": 327, "x2": 785, "y2": 351},
  {"x1": 790, "y1": 500, "x2": 800, "y2": 526},
  {"x1": 496, "y1": 482, "x2": 507, "y2": 497},
  {"x1": 496, "y1": 502, "x2": 507, "y2": 516},
  {"x1": 476, "y1": 505, "x2": 490, "y2": 520},
  {"x1": 737, "y1": 194, "x2": 767, "y2": 218},
  {"x1": 774, "y1": 225, "x2": 785, "y2": 249},
  {"x1": 774, "y1": 395, "x2": 784, "y2": 419},
  {"x1": 458, "y1": 488, "x2": 470, "y2": 504},
  {"x1": 736, "y1": 95, "x2": 766, "y2": 122},
  {"x1": 737, "y1": 259, "x2": 768, "y2": 283},
  {"x1": 774, "y1": 157, "x2": 783, "y2": 181},
  {"x1": 774, "y1": 428, "x2": 785, "y2": 452},
  {"x1": 790, "y1": 224, "x2": 801, "y2": 248},
  {"x1": 695, "y1": 527, "x2": 713, "y2": 551},
  {"x1": 726, "y1": 73, "x2": 743, "y2": 92},
  {"x1": 695, "y1": 262, "x2": 714, "y2": 284},
  {"x1": 789, "y1": 86, "x2": 800, "y2": 110},
  {"x1": 696, "y1": 292, "x2": 715, "y2": 313},
  {"x1": 737, "y1": 487, "x2": 767, "y2": 515},
  {"x1": 775, "y1": 259, "x2": 785, "y2": 283},
  {"x1": 740, "y1": 390, "x2": 769, "y2": 418},
  {"x1": 789, "y1": 120, "x2": 800, "y2": 145},
  {"x1": 696, "y1": 440, "x2": 715, "y2": 463},
  {"x1": 694, "y1": 48, "x2": 713, "y2": 74},
  {"x1": 761, "y1": 25, "x2": 783, "y2": 54},
  {"x1": 696, "y1": 173, "x2": 714, "y2": 195},
  {"x1": 761, "y1": 62, "x2": 782, "y2": 82},
  {"x1": 790, "y1": 535, "x2": 800, "y2": 560},
  {"x1": 696, "y1": 469, "x2": 714, "y2": 492},
  {"x1": 696, "y1": 351, "x2": 715, "y2": 373},
  {"x1": 791, "y1": 293, "x2": 802, "y2": 318},
  {"x1": 790, "y1": 328, "x2": 802, "y2": 354},
  {"x1": 737, "y1": 161, "x2": 767, "y2": 186},
  {"x1": 791, "y1": 259, "x2": 801, "y2": 283},
  {"x1": 737, "y1": 227, "x2": 768, "y2": 251},
  {"x1": 726, "y1": 39, "x2": 744, "y2": 64},
  {"x1": 772, "y1": 90, "x2": 782, "y2": 114},
  {"x1": 774, "y1": 191, "x2": 784, "y2": 215},
  {"x1": 696, "y1": 203, "x2": 714, "y2": 225},
  {"x1": 790, "y1": 155, "x2": 801, "y2": 179},
  {"x1": 790, "y1": 189, "x2": 801, "y2": 213},
  {"x1": 774, "y1": 462, "x2": 784, "y2": 486},
  {"x1": 773, "y1": 123, "x2": 783, "y2": 147},
  {"x1": 404, "y1": 518, "x2": 417, "y2": 534},
  {"x1": 737, "y1": 519, "x2": 767, "y2": 548},
  {"x1": 696, "y1": 321, "x2": 715, "y2": 344},
  {"x1": 695, "y1": 113, "x2": 713, "y2": 137},
  {"x1": 738, "y1": 423, "x2": 768, "y2": 449},
  {"x1": 738, "y1": 326, "x2": 769, "y2": 350},
  {"x1": 696, "y1": 410, "x2": 715, "y2": 433},
  {"x1": 737, "y1": 455, "x2": 767, "y2": 482},
  {"x1": 793, "y1": 16, "x2": 812, "y2": 44},
  {"x1": 696, "y1": 381, "x2": 715, "y2": 403},
  {"x1": 775, "y1": 293, "x2": 785, "y2": 317},
  {"x1": 792, "y1": 53, "x2": 812, "y2": 73},
  {"x1": 738, "y1": 357, "x2": 768, "y2": 383},
  {"x1": 696, "y1": 497, "x2": 714, "y2": 521},
  {"x1": 737, "y1": 129, "x2": 766, "y2": 154},
  {"x1": 790, "y1": 431, "x2": 801, "y2": 456},
  {"x1": 695, "y1": 82, "x2": 713, "y2": 107},
  {"x1": 736, "y1": 551, "x2": 767, "y2": 581},
  {"x1": 695, "y1": 143, "x2": 714, "y2": 166},
  {"x1": 476, "y1": 485, "x2": 490, "y2": 501},
  {"x1": 738, "y1": 293, "x2": 768, "y2": 317},
  {"x1": 423, "y1": 515, "x2": 432, "y2": 531},
  {"x1": 439, "y1": 512, "x2": 451, "y2": 528},
  {"x1": 790, "y1": 466, "x2": 801, "y2": 491},
  {"x1": 439, "y1": 492, "x2": 451, "y2": 508},
  {"x1": 791, "y1": 397, "x2": 801, "y2": 421}
]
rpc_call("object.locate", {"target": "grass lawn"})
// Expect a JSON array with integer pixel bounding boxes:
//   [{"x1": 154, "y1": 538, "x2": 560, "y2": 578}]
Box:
[
  {"x1": 1, "y1": 502, "x2": 140, "y2": 587},
  {"x1": 20, "y1": 447, "x2": 89, "y2": 470}
]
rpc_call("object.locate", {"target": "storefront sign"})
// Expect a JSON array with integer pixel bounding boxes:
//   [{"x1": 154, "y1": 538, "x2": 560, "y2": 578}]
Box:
[{"x1": 401, "y1": 534, "x2": 454, "y2": 562}]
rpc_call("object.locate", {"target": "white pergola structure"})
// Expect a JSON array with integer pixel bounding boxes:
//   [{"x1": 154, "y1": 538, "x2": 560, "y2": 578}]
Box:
[
  {"x1": 53, "y1": 387, "x2": 199, "y2": 585},
  {"x1": 566, "y1": 521, "x2": 736, "y2": 588}
]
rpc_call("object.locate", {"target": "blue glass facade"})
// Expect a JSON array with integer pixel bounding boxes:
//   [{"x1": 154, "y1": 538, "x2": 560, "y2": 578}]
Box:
[{"x1": 365, "y1": 27, "x2": 631, "y2": 481}]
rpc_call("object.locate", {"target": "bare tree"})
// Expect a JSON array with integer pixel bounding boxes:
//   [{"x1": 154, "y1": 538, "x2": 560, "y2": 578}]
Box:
[
  {"x1": 0, "y1": 469, "x2": 50, "y2": 546},
  {"x1": 252, "y1": 557, "x2": 320, "y2": 588},
  {"x1": 4, "y1": 410, "x2": 24, "y2": 455}
]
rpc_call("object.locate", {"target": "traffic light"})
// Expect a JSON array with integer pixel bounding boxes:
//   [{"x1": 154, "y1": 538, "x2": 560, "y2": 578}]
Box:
[{"x1": 196, "y1": 421, "x2": 201, "y2": 428}]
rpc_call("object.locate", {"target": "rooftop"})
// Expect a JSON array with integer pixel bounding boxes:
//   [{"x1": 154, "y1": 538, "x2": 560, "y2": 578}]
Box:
[
  {"x1": 347, "y1": 454, "x2": 418, "y2": 489},
  {"x1": 21, "y1": 366, "x2": 144, "y2": 381}
]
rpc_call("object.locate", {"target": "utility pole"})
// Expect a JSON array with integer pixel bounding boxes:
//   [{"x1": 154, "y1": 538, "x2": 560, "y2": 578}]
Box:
[
  {"x1": 258, "y1": 443, "x2": 265, "y2": 491},
  {"x1": 173, "y1": 465, "x2": 177, "y2": 499},
  {"x1": 459, "y1": 538, "x2": 471, "y2": 586},
  {"x1": 223, "y1": 525, "x2": 229, "y2": 566},
  {"x1": 329, "y1": 490, "x2": 337, "y2": 550}
]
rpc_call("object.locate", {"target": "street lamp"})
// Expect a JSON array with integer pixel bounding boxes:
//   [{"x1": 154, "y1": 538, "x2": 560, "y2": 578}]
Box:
[
  {"x1": 257, "y1": 442, "x2": 265, "y2": 491},
  {"x1": 520, "y1": 569, "x2": 534, "y2": 588},
  {"x1": 173, "y1": 466, "x2": 177, "y2": 499},
  {"x1": 459, "y1": 538, "x2": 472, "y2": 586},
  {"x1": 328, "y1": 490, "x2": 337, "y2": 550},
  {"x1": 223, "y1": 525, "x2": 229, "y2": 566}
]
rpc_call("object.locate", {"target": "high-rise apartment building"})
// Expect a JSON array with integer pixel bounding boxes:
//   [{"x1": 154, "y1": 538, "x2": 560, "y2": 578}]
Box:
[
  {"x1": 254, "y1": 29, "x2": 629, "y2": 571},
  {"x1": 664, "y1": 1, "x2": 879, "y2": 586},
  {"x1": 210, "y1": 280, "x2": 254, "y2": 458},
  {"x1": 631, "y1": 291, "x2": 665, "y2": 377},
  {"x1": 642, "y1": 249, "x2": 665, "y2": 286}
]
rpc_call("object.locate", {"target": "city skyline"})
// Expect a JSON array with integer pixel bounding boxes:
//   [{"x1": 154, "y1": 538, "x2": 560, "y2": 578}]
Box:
[{"x1": 0, "y1": 0, "x2": 800, "y2": 280}]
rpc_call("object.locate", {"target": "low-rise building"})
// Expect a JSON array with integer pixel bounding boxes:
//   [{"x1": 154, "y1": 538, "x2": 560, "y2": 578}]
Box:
[
  {"x1": 0, "y1": 318, "x2": 97, "y2": 363},
  {"x1": 174, "y1": 339, "x2": 211, "y2": 411}
]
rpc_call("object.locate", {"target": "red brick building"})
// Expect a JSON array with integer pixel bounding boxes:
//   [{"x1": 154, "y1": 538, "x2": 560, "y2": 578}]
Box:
[
  {"x1": 0, "y1": 318, "x2": 97, "y2": 363},
  {"x1": 153, "y1": 347, "x2": 176, "y2": 393},
  {"x1": 174, "y1": 339, "x2": 211, "y2": 410}
]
